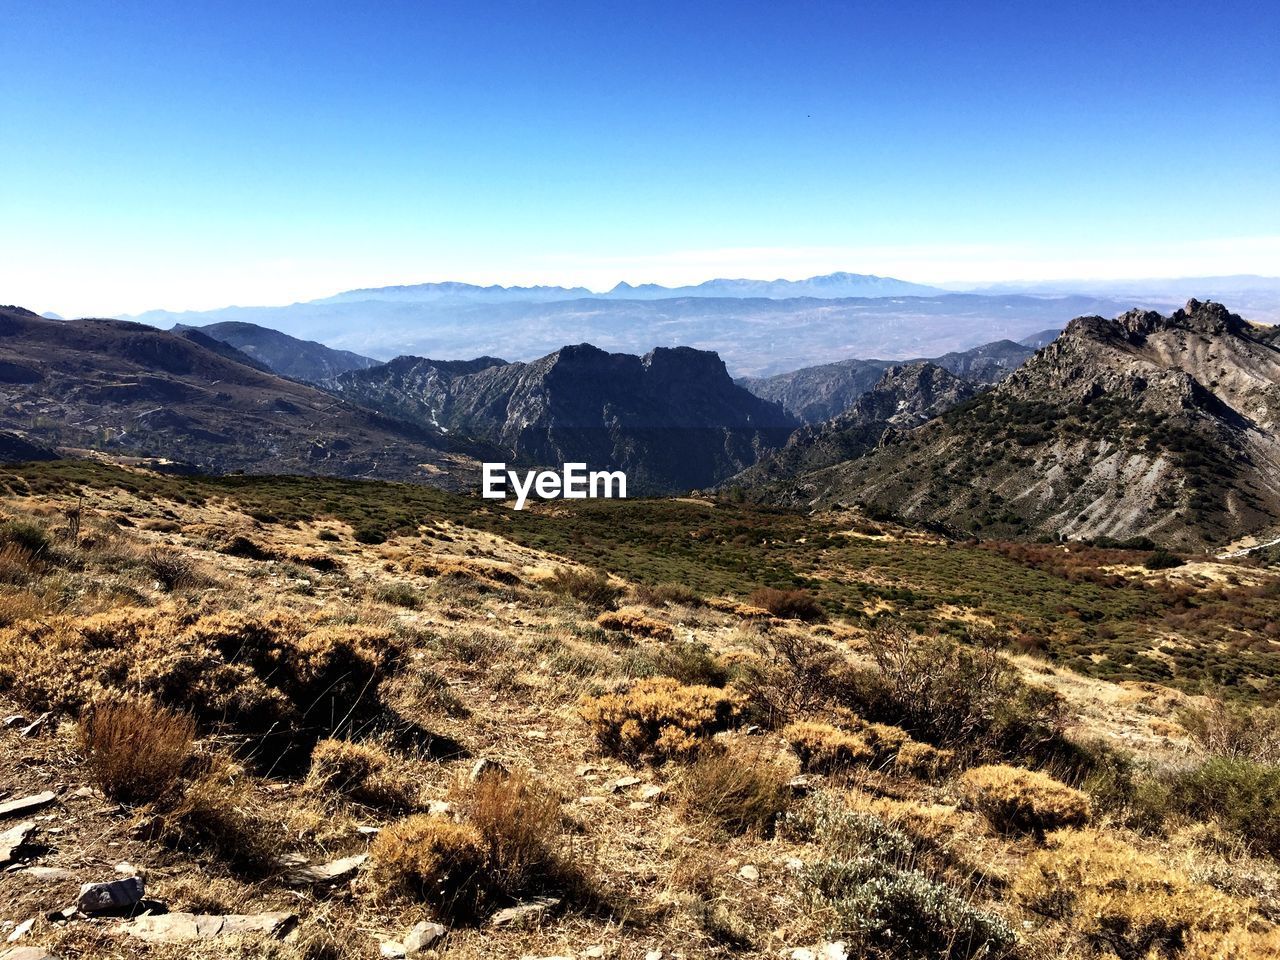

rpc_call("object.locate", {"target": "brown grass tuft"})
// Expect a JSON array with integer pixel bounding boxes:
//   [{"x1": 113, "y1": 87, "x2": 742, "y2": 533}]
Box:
[
  {"x1": 783, "y1": 720, "x2": 874, "y2": 773},
  {"x1": 747, "y1": 587, "x2": 827, "y2": 623},
  {"x1": 371, "y1": 816, "x2": 489, "y2": 919},
  {"x1": 596, "y1": 607, "x2": 676, "y2": 641},
  {"x1": 78, "y1": 697, "x2": 195, "y2": 805},
  {"x1": 959, "y1": 764, "x2": 1091, "y2": 835},
  {"x1": 306, "y1": 738, "x2": 416, "y2": 810},
  {"x1": 678, "y1": 747, "x2": 791, "y2": 837}
]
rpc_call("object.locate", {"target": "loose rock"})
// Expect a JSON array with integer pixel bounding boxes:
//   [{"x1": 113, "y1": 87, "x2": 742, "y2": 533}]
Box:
[
  {"x1": 0, "y1": 822, "x2": 35, "y2": 867},
  {"x1": 279, "y1": 853, "x2": 367, "y2": 886},
  {"x1": 403, "y1": 920, "x2": 446, "y2": 955},
  {"x1": 489, "y1": 896, "x2": 560, "y2": 928},
  {"x1": 77, "y1": 876, "x2": 144, "y2": 913},
  {"x1": 0, "y1": 793, "x2": 56, "y2": 820},
  {"x1": 112, "y1": 912, "x2": 296, "y2": 942}
]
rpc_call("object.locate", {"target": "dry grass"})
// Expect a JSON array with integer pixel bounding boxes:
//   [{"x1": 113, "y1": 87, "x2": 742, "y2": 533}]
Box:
[
  {"x1": 306, "y1": 738, "x2": 416, "y2": 810},
  {"x1": 371, "y1": 816, "x2": 490, "y2": 920},
  {"x1": 959, "y1": 764, "x2": 1091, "y2": 836},
  {"x1": 595, "y1": 607, "x2": 676, "y2": 641},
  {"x1": 155, "y1": 757, "x2": 284, "y2": 873},
  {"x1": 78, "y1": 696, "x2": 195, "y2": 805},
  {"x1": 783, "y1": 720, "x2": 874, "y2": 773},
  {"x1": 678, "y1": 746, "x2": 791, "y2": 837},
  {"x1": 1016, "y1": 829, "x2": 1251, "y2": 958},
  {"x1": 895, "y1": 739, "x2": 955, "y2": 780},
  {"x1": 545, "y1": 566, "x2": 624, "y2": 609},
  {"x1": 452, "y1": 768, "x2": 573, "y2": 898},
  {"x1": 579, "y1": 676, "x2": 740, "y2": 763}
]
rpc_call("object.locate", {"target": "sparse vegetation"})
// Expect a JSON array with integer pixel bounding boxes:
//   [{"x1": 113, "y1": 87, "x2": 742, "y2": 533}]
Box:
[
  {"x1": 78, "y1": 697, "x2": 195, "y2": 804},
  {"x1": 678, "y1": 747, "x2": 791, "y2": 836},
  {"x1": 579, "y1": 677, "x2": 740, "y2": 762}
]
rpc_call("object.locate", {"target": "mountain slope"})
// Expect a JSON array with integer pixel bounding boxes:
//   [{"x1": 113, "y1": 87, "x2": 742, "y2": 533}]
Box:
[
  {"x1": 775, "y1": 301, "x2": 1280, "y2": 549},
  {"x1": 729, "y1": 362, "x2": 980, "y2": 493},
  {"x1": 741, "y1": 338, "x2": 1037, "y2": 423},
  {"x1": 0, "y1": 306, "x2": 483, "y2": 486},
  {"x1": 337, "y1": 344, "x2": 799, "y2": 492},
  {"x1": 174, "y1": 321, "x2": 379, "y2": 385}
]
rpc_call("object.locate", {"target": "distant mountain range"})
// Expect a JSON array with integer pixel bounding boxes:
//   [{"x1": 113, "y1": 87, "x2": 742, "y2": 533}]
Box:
[
  {"x1": 132, "y1": 291, "x2": 1129, "y2": 378},
  {"x1": 313, "y1": 272, "x2": 944, "y2": 305},
  {"x1": 172, "y1": 321, "x2": 379, "y2": 387}
]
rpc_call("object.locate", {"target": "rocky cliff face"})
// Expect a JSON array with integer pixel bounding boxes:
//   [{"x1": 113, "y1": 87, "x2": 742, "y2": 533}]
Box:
[
  {"x1": 763, "y1": 301, "x2": 1280, "y2": 549},
  {"x1": 728, "y1": 362, "x2": 979, "y2": 493},
  {"x1": 338, "y1": 344, "x2": 799, "y2": 492},
  {"x1": 741, "y1": 338, "x2": 1036, "y2": 423}
]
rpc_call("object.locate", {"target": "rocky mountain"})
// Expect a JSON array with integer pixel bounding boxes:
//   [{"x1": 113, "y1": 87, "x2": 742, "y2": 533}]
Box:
[
  {"x1": 603, "y1": 272, "x2": 944, "y2": 300},
  {"x1": 173, "y1": 321, "x2": 379, "y2": 386},
  {"x1": 728, "y1": 362, "x2": 980, "y2": 492},
  {"x1": 337, "y1": 344, "x2": 799, "y2": 492},
  {"x1": 765, "y1": 301, "x2": 1280, "y2": 549},
  {"x1": 741, "y1": 337, "x2": 1039, "y2": 423},
  {"x1": 126, "y1": 293, "x2": 1132, "y2": 378},
  {"x1": 0, "y1": 306, "x2": 486, "y2": 486}
]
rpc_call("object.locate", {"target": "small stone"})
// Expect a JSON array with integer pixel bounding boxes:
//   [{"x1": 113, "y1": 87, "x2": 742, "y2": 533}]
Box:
[
  {"x1": 114, "y1": 862, "x2": 139, "y2": 877},
  {"x1": 1, "y1": 947, "x2": 60, "y2": 960},
  {"x1": 77, "y1": 876, "x2": 144, "y2": 913},
  {"x1": 0, "y1": 792, "x2": 56, "y2": 819},
  {"x1": 582, "y1": 947, "x2": 606, "y2": 958},
  {"x1": 21, "y1": 867, "x2": 74, "y2": 882},
  {"x1": 379, "y1": 943, "x2": 406, "y2": 959},
  {"x1": 281, "y1": 853, "x2": 367, "y2": 886},
  {"x1": 645, "y1": 951, "x2": 664, "y2": 960},
  {"x1": 6, "y1": 918, "x2": 34, "y2": 943},
  {"x1": 790, "y1": 950, "x2": 817, "y2": 960},
  {"x1": 0, "y1": 822, "x2": 35, "y2": 867},
  {"x1": 611, "y1": 776, "x2": 641, "y2": 792},
  {"x1": 425, "y1": 800, "x2": 455, "y2": 817},
  {"x1": 489, "y1": 896, "x2": 560, "y2": 928},
  {"x1": 356, "y1": 825, "x2": 381, "y2": 836},
  {"x1": 70, "y1": 788, "x2": 96, "y2": 800},
  {"x1": 738, "y1": 864, "x2": 759, "y2": 882},
  {"x1": 403, "y1": 920, "x2": 446, "y2": 955},
  {"x1": 17, "y1": 714, "x2": 49, "y2": 738},
  {"x1": 820, "y1": 942, "x2": 849, "y2": 960},
  {"x1": 639, "y1": 785, "x2": 664, "y2": 801},
  {"x1": 782, "y1": 856, "x2": 805, "y2": 872},
  {"x1": 627, "y1": 801, "x2": 652, "y2": 811},
  {"x1": 1, "y1": 715, "x2": 28, "y2": 728}
]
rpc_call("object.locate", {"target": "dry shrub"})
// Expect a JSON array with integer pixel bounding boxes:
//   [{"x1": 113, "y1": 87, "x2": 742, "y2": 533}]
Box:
[
  {"x1": 0, "y1": 541, "x2": 41, "y2": 584},
  {"x1": 959, "y1": 765, "x2": 1090, "y2": 836},
  {"x1": 1016, "y1": 829, "x2": 1248, "y2": 959},
  {"x1": 632, "y1": 582, "x2": 704, "y2": 608},
  {"x1": 850, "y1": 626, "x2": 1071, "y2": 764},
  {"x1": 1180, "y1": 700, "x2": 1280, "y2": 765},
  {"x1": 895, "y1": 740, "x2": 955, "y2": 780},
  {"x1": 859, "y1": 721, "x2": 913, "y2": 763},
  {"x1": 0, "y1": 608, "x2": 402, "y2": 749},
  {"x1": 596, "y1": 607, "x2": 675, "y2": 642},
  {"x1": 290, "y1": 551, "x2": 341, "y2": 572},
  {"x1": 0, "y1": 590, "x2": 46, "y2": 627},
  {"x1": 157, "y1": 757, "x2": 283, "y2": 872},
  {"x1": 747, "y1": 587, "x2": 827, "y2": 623},
  {"x1": 678, "y1": 747, "x2": 791, "y2": 837},
  {"x1": 218, "y1": 534, "x2": 278, "y2": 560},
  {"x1": 732, "y1": 629, "x2": 853, "y2": 726},
  {"x1": 545, "y1": 566, "x2": 623, "y2": 609},
  {"x1": 142, "y1": 547, "x2": 208, "y2": 592},
  {"x1": 452, "y1": 768, "x2": 570, "y2": 897},
  {"x1": 1182, "y1": 925, "x2": 1280, "y2": 959},
  {"x1": 579, "y1": 677, "x2": 740, "y2": 763},
  {"x1": 307, "y1": 738, "x2": 415, "y2": 810},
  {"x1": 784, "y1": 721, "x2": 874, "y2": 773},
  {"x1": 372, "y1": 816, "x2": 489, "y2": 920},
  {"x1": 79, "y1": 697, "x2": 195, "y2": 805}
]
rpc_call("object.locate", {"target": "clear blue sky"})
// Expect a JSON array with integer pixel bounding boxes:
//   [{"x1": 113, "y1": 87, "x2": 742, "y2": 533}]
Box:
[{"x1": 2, "y1": 0, "x2": 1277, "y2": 315}]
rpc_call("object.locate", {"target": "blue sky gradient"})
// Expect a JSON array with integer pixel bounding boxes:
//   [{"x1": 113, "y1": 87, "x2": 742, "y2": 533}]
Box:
[{"x1": 2, "y1": 0, "x2": 1277, "y2": 315}]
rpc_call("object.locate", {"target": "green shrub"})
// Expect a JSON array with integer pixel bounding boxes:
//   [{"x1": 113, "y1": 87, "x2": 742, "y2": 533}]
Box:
[
  {"x1": 1163, "y1": 757, "x2": 1280, "y2": 857},
  {"x1": 1144, "y1": 549, "x2": 1185, "y2": 570},
  {"x1": 546, "y1": 567, "x2": 623, "y2": 609}
]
